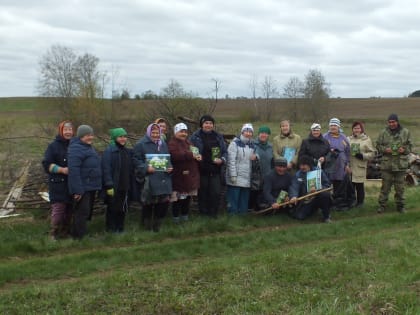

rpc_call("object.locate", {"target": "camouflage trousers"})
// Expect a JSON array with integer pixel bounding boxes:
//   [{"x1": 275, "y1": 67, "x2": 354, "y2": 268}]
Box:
[{"x1": 378, "y1": 170, "x2": 405, "y2": 209}]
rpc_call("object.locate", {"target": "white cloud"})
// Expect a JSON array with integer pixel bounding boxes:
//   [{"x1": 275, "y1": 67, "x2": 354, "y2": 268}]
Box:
[{"x1": 1, "y1": 0, "x2": 420, "y2": 97}]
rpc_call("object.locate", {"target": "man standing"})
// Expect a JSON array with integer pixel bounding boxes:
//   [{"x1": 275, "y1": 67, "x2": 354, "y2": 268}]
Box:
[{"x1": 376, "y1": 114, "x2": 412, "y2": 213}]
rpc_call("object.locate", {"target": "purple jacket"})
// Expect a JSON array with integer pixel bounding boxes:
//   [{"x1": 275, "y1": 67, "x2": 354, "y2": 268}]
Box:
[{"x1": 323, "y1": 132, "x2": 350, "y2": 181}]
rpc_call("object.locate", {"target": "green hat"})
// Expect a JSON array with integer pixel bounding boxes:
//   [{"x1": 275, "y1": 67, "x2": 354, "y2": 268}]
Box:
[
  {"x1": 109, "y1": 127, "x2": 127, "y2": 144},
  {"x1": 258, "y1": 125, "x2": 271, "y2": 135}
]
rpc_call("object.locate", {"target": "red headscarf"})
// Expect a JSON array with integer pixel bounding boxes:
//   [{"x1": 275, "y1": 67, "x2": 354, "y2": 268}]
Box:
[{"x1": 58, "y1": 120, "x2": 74, "y2": 138}]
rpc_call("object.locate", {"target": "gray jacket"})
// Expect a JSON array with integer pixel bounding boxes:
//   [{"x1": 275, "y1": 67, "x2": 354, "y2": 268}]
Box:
[{"x1": 226, "y1": 136, "x2": 255, "y2": 188}]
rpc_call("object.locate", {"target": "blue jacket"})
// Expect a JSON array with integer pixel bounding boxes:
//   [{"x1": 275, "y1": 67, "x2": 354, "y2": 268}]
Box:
[
  {"x1": 68, "y1": 137, "x2": 102, "y2": 195},
  {"x1": 133, "y1": 135, "x2": 172, "y2": 197},
  {"x1": 289, "y1": 167, "x2": 330, "y2": 198},
  {"x1": 42, "y1": 135, "x2": 72, "y2": 203}
]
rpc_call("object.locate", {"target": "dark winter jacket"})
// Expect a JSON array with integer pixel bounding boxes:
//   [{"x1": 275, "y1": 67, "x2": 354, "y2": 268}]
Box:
[
  {"x1": 168, "y1": 137, "x2": 200, "y2": 193},
  {"x1": 42, "y1": 135, "x2": 71, "y2": 203},
  {"x1": 289, "y1": 167, "x2": 330, "y2": 198},
  {"x1": 254, "y1": 139, "x2": 274, "y2": 179},
  {"x1": 133, "y1": 135, "x2": 172, "y2": 197},
  {"x1": 68, "y1": 137, "x2": 102, "y2": 195},
  {"x1": 190, "y1": 129, "x2": 227, "y2": 175},
  {"x1": 299, "y1": 134, "x2": 330, "y2": 165},
  {"x1": 101, "y1": 143, "x2": 134, "y2": 192},
  {"x1": 262, "y1": 170, "x2": 292, "y2": 204}
]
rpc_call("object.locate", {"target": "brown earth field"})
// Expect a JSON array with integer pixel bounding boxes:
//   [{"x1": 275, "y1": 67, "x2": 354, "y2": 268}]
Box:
[{"x1": 208, "y1": 97, "x2": 420, "y2": 120}]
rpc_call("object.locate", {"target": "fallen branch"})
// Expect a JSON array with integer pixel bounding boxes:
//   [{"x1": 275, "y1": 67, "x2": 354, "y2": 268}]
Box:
[{"x1": 253, "y1": 187, "x2": 333, "y2": 216}]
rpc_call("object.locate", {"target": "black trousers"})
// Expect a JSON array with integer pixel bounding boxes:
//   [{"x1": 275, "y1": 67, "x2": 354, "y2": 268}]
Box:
[
  {"x1": 142, "y1": 201, "x2": 169, "y2": 231},
  {"x1": 106, "y1": 190, "x2": 128, "y2": 232},
  {"x1": 198, "y1": 174, "x2": 221, "y2": 217},
  {"x1": 71, "y1": 191, "x2": 95, "y2": 239},
  {"x1": 290, "y1": 191, "x2": 331, "y2": 220},
  {"x1": 352, "y1": 182, "x2": 365, "y2": 204}
]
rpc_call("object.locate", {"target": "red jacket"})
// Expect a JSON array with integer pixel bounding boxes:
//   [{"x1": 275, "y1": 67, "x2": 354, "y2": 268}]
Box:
[{"x1": 168, "y1": 137, "x2": 200, "y2": 193}]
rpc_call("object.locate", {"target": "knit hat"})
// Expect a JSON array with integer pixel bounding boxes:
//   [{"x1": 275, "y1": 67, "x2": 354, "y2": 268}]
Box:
[
  {"x1": 109, "y1": 127, "x2": 127, "y2": 143},
  {"x1": 274, "y1": 157, "x2": 288, "y2": 167},
  {"x1": 174, "y1": 122, "x2": 188, "y2": 134},
  {"x1": 351, "y1": 121, "x2": 364, "y2": 133},
  {"x1": 329, "y1": 118, "x2": 341, "y2": 127},
  {"x1": 388, "y1": 113, "x2": 399, "y2": 121},
  {"x1": 58, "y1": 120, "x2": 73, "y2": 138},
  {"x1": 241, "y1": 123, "x2": 254, "y2": 133},
  {"x1": 199, "y1": 115, "x2": 215, "y2": 127},
  {"x1": 258, "y1": 125, "x2": 271, "y2": 135},
  {"x1": 298, "y1": 155, "x2": 314, "y2": 167},
  {"x1": 310, "y1": 123, "x2": 321, "y2": 131},
  {"x1": 76, "y1": 125, "x2": 94, "y2": 138}
]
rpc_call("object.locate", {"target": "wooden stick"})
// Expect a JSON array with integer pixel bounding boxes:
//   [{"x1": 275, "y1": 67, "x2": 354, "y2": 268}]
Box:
[{"x1": 253, "y1": 187, "x2": 333, "y2": 215}]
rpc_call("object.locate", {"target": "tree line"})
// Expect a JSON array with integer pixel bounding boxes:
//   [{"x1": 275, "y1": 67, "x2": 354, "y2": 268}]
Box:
[{"x1": 38, "y1": 45, "x2": 332, "y2": 128}]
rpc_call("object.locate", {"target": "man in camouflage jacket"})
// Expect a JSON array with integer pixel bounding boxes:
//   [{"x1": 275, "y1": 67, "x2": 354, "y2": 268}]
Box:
[{"x1": 376, "y1": 114, "x2": 412, "y2": 213}]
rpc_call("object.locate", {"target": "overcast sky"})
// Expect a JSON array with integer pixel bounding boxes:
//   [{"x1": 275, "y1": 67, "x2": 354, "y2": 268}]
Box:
[{"x1": 1, "y1": 0, "x2": 420, "y2": 98}]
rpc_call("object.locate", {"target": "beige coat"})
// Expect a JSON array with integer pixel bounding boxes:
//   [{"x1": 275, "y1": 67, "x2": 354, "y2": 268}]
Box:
[
  {"x1": 272, "y1": 132, "x2": 302, "y2": 167},
  {"x1": 347, "y1": 133, "x2": 376, "y2": 183}
]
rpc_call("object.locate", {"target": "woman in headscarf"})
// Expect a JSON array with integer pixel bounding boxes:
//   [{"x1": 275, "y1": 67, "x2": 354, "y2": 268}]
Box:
[
  {"x1": 298, "y1": 122, "x2": 330, "y2": 168},
  {"x1": 133, "y1": 123, "x2": 173, "y2": 232},
  {"x1": 42, "y1": 121, "x2": 74, "y2": 239},
  {"x1": 226, "y1": 123, "x2": 256, "y2": 214},
  {"x1": 323, "y1": 117, "x2": 351, "y2": 193},
  {"x1": 168, "y1": 123, "x2": 201, "y2": 223}
]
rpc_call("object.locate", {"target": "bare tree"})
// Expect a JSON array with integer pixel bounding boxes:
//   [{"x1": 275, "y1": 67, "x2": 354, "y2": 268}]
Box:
[
  {"x1": 261, "y1": 76, "x2": 278, "y2": 121},
  {"x1": 211, "y1": 78, "x2": 221, "y2": 103},
  {"x1": 283, "y1": 76, "x2": 304, "y2": 121},
  {"x1": 303, "y1": 69, "x2": 331, "y2": 122},
  {"x1": 249, "y1": 74, "x2": 259, "y2": 119},
  {"x1": 38, "y1": 45, "x2": 78, "y2": 107},
  {"x1": 147, "y1": 80, "x2": 215, "y2": 132},
  {"x1": 160, "y1": 79, "x2": 186, "y2": 98},
  {"x1": 38, "y1": 45, "x2": 107, "y2": 130},
  {"x1": 75, "y1": 53, "x2": 102, "y2": 101}
]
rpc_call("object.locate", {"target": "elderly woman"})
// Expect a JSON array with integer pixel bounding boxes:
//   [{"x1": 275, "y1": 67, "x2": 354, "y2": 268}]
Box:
[
  {"x1": 323, "y1": 118, "x2": 351, "y2": 193},
  {"x1": 348, "y1": 121, "x2": 376, "y2": 207},
  {"x1": 298, "y1": 123, "x2": 330, "y2": 168},
  {"x1": 133, "y1": 123, "x2": 173, "y2": 232},
  {"x1": 168, "y1": 123, "x2": 201, "y2": 223},
  {"x1": 68, "y1": 125, "x2": 102, "y2": 239},
  {"x1": 42, "y1": 120, "x2": 74, "y2": 240},
  {"x1": 226, "y1": 123, "x2": 256, "y2": 214}
]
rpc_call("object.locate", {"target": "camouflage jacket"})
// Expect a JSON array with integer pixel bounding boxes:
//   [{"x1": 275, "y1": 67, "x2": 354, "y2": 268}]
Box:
[{"x1": 376, "y1": 126, "x2": 412, "y2": 171}]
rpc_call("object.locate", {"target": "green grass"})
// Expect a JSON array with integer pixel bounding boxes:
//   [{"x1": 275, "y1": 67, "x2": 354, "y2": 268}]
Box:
[
  {"x1": 0, "y1": 97, "x2": 419, "y2": 314},
  {"x1": 0, "y1": 187, "x2": 419, "y2": 314}
]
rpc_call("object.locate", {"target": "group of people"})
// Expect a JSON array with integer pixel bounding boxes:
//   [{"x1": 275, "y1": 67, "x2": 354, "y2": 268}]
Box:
[{"x1": 42, "y1": 113, "x2": 413, "y2": 239}]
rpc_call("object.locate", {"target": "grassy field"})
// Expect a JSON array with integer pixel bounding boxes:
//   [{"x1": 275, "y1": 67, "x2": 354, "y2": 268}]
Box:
[
  {"x1": 0, "y1": 97, "x2": 419, "y2": 314},
  {"x1": 0, "y1": 186, "x2": 419, "y2": 314}
]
